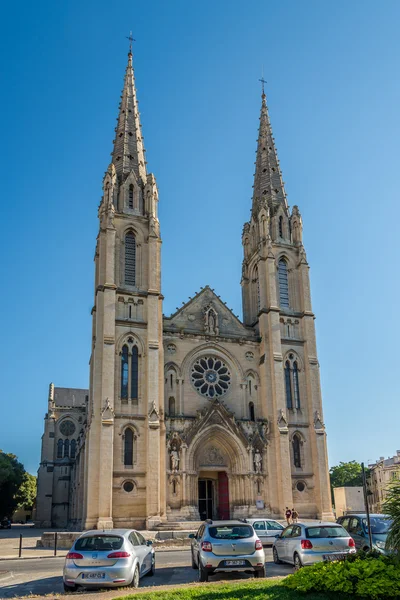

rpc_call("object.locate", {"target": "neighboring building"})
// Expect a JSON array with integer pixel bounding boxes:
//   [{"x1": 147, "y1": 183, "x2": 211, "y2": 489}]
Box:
[
  {"x1": 367, "y1": 452, "x2": 400, "y2": 513},
  {"x1": 35, "y1": 385, "x2": 88, "y2": 527},
  {"x1": 36, "y1": 48, "x2": 334, "y2": 529},
  {"x1": 333, "y1": 487, "x2": 364, "y2": 518}
]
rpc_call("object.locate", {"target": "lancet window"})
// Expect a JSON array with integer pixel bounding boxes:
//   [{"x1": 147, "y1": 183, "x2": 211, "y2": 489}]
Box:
[
  {"x1": 124, "y1": 428, "x2": 135, "y2": 466},
  {"x1": 284, "y1": 353, "x2": 301, "y2": 410},
  {"x1": 128, "y1": 184, "x2": 134, "y2": 209},
  {"x1": 120, "y1": 341, "x2": 139, "y2": 402},
  {"x1": 278, "y1": 258, "x2": 289, "y2": 308},
  {"x1": 293, "y1": 434, "x2": 302, "y2": 468},
  {"x1": 124, "y1": 232, "x2": 136, "y2": 286}
]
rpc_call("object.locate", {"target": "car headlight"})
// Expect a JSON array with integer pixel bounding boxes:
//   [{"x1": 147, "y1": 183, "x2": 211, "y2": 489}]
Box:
[{"x1": 374, "y1": 540, "x2": 386, "y2": 550}]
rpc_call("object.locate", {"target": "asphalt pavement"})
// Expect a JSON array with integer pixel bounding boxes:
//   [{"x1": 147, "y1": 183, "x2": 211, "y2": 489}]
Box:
[{"x1": 0, "y1": 548, "x2": 293, "y2": 598}]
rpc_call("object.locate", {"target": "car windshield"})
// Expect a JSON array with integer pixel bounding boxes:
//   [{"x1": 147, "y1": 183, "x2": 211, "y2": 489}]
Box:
[
  {"x1": 306, "y1": 526, "x2": 348, "y2": 539},
  {"x1": 209, "y1": 525, "x2": 253, "y2": 539},
  {"x1": 75, "y1": 535, "x2": 123, "y2": 551},
  {"x1": 363, "y1": 517, "x2": 392, "y2": 534}
]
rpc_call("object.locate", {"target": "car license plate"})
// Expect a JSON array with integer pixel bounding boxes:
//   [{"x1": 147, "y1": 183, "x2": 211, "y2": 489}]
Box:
[
  {"x1": 323, "y1": 553, "x2": 347, "y2": 562},
  {"x1": 225, "y1": 560, "x2": 246, "y2": 566},
  {"x1": 82, "y1": 572, "x2": 105, "y2": 579}
]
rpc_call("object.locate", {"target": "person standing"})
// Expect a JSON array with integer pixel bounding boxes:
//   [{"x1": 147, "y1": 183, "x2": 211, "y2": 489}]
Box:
[
  {"x1": 285, "y1": 507, "x2": 292, "y2": 525},
  {"x1": 292, "y1": 508, "x2": 298, "y2": 523}
]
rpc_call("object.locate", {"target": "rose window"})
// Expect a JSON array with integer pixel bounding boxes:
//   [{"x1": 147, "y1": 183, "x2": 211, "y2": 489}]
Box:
[
  {"x1": 59, "y1": 420, "x2": 76, "y2": 436},
  {"x1": 191, "y1": 356, "x2": 231, "y2": 398}
]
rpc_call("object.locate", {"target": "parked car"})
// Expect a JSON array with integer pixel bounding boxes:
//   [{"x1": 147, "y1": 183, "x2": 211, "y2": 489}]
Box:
[
  {"x1": 63, "y1": 529, "x2": 155, "y2": 591},
  {"x1": 245, "y1": 518, "x2": 285, "y2": 545},
  {"x1": 337, "y1": 513, "x2": 392, "y2": 554},
  {"x1": 0, "y1": 518, "x2": 11, "y2": 529},
  {"x1": 189, "y1": 519, "x2": 266, "y2": 582},
  {"x1": 273, "y1": 522, "x2": 356, "y2": 569}
]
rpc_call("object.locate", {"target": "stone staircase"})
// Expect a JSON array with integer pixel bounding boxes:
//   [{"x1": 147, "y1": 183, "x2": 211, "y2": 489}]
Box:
[{"x1": 154, "y1": 520, "x2": 202, "y2": 531}]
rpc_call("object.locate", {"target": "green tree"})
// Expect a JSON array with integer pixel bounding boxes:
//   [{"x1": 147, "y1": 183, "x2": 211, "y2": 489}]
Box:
[
  {"x1": 0, "y1": 450, "x2": 25, "y2": 517},
  {"x1": 382, "y1": 479, "x2": 400, "y2": 554},
  {"x1": 329, "y1": 460, "x2": 364, "y2": 505},
  {"x1": 14, "y1": 472, "x2": 37, "y2": 511}
]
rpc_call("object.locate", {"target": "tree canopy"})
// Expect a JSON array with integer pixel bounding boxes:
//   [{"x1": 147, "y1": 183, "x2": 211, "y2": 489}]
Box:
[
  {"x1": 382, "y1": 480, "x2": 400, "y2": 554},
  {"x1": 330, "y1": 460, "x2": 364, "y2": 489},
  {"x1": 0, "y1": 450, "x2": 25, "y2": 517},
  {"x1": 14, "y1": 472, "x2": 37, "y2": 511}
]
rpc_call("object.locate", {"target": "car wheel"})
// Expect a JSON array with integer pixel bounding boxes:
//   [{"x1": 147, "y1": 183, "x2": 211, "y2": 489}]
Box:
[
  {"x1": 254, "y1": 565, "x2": 266, "y2": 578},
  {"x1": 273, "y1": 547, "x2": 282, "y2": 564},
  {"x1": 191, "y1": 550, "x2": 197, "y2": 569},
  {"x1": 63, "y1": 582, "x2": 77, "y2": 592},
  {"x1": 294, "y1": 553, "x2": 302, "y2": 571},
  {"x1": 131, "y1": 564, "x2": 140, "y2": 588},
  {"x1": 198, "y1": 559, "x2": 208, "y2": 582}
]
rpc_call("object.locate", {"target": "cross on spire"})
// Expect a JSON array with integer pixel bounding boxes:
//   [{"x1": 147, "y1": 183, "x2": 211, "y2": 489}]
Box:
[
  {"x1": 259, "y1": 77, "x2": 267, "y2": 95},
  {"x1": 126, "y1": 31, "x2": 135, "y2": 54}
]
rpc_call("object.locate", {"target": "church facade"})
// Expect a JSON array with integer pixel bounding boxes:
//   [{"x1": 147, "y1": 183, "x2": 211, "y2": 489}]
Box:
[{"x1": 35, "y1": 50, "x2": 333, "y2": 529}]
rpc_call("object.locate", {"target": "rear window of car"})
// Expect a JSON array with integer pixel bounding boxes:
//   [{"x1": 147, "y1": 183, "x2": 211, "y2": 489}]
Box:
[
  {"x1": 306, "y1": 526, "x2": 348, "y2": 539},
  {"x1": 209, "y1": 525, "x2": 253, "y2": 539},
  {"x1": 75, "y1": 535, "x2": 123, "y2": 551}
]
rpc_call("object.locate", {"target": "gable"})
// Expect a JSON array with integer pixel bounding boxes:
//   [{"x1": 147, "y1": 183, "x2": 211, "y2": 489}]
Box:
[{"x1": 163, "y1": 286, "x2": 255, "y2": 340}]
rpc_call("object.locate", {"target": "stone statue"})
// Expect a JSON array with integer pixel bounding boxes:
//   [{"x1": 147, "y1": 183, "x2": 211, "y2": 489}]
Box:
[
  {"x1": 170, "y1": 446, "x2": 180, "y2": 471},
  {"x1": 254, "y1": 449, "x2": 262, "y2": 473}
]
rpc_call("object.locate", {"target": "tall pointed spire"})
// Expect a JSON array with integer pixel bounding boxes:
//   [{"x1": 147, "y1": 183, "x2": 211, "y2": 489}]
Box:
[
  {"x1": 112, "y1": 50, "x2": 147, "y2": 183},
  {"x1": 252, "y1": 92, "x2": 288, "y2": 216}
]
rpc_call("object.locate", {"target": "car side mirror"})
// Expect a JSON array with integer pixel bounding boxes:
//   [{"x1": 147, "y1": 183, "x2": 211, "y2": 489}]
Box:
[
  {"x1": 146, "y1": 540, "x2": 153, "y2": 546},
  {"x1": 188, "y1": 533, "x2": 195, "y2": 539}
]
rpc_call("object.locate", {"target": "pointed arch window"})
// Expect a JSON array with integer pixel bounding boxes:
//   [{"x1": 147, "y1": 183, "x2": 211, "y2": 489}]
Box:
[
  {"x1": 125, "y1": 232, "x2": 136, "y2": 286},
  {"x1": 285, "y1": 354, "x2": 301, "y2": 410},
  {"x1": 279, "y1": 216, "x2": 284, "y2": 238},
  {"x1": 293, "y1": 434, "x2": 302, "y2": 468},
  {"x1": 131, "y1": 346, "x2": 138, "y2": 401},
  {"x1": 128, "y1": 184, "x2": 134, "y2": 209},
  {"x1": 124, "y1": 428, "x2": 134, "y2": 467},
  {"x1": 249, "y1": 401, "x2": 255, "y2": 421},
  {"x1": 57, "y1": 439, "x2": 63, "y2": 459},
  {"x1": 285, "y1": 361, "x2": 293, "y2": 409},
  {"x1": 70, "y1": 439, "x2": 77, "y2": 459},
  {"x1": 293, "y1": 362, "x2": 301, "y2": 409},
  {"x1": 121, "y1": 345, "x2": 129, "y2": 400},
  {"x1": 64, "y1": 438, "x2": 70, "y2": 458},
  {"x1": 278, "y1": 258, "x2": 289, "y2": 308},
  {"x1": 169, "y1": 397, "x2": 176, "y2": 416}
]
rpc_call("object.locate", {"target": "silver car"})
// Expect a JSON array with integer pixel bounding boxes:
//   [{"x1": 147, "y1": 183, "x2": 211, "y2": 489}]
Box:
[
  {"x1": 245, "y1": 518, "x2": 285, "y2": 545},
  {"x1": 63, "y1": 529, "x2": 155, "y2": 591},
  {"x1": 189, "y1": 519, "x2": 266, "y2": 581},
  {"x1": 273, "y1": 522, "x2": 356, "y2": 569}
]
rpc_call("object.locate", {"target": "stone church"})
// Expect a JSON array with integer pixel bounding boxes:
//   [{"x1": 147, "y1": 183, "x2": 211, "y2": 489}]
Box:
[{"x1": 35, "y1": 49, "x2": 334, "y2": 529}]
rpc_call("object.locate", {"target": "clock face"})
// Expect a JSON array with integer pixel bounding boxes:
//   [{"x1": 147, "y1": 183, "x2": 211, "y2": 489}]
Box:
[
  {"x1": 191, "y1": 356, "x2": 231, "y2": 399},
  {"x1": 59, "y1": 420, "x2": 76, "y2": 437}
]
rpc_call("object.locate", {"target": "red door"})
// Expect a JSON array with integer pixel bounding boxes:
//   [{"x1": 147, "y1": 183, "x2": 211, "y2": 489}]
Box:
[{"x1": 218, "y1": 472, "x2": 230, "y2": 520}]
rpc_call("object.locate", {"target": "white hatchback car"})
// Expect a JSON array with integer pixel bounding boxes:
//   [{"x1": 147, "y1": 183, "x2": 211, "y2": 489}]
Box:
[{"x1": 245, "y1": 518, "x2": 285, "y2": 545}]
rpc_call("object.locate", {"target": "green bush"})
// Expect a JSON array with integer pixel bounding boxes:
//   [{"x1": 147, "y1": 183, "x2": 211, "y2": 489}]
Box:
[{"x1": 284, "y1": 554, "x2": 400, "y2": 599}]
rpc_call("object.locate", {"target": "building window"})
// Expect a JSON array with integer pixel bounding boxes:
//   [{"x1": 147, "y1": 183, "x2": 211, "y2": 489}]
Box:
[
  {"x1": 125, "y1": 232, "x2": 136, "y2": 286},
  {"x1": 293, "y1": 362, "x2": 301, "y2": 409},
  {"x1": 293, "y1": 434, "x2": 301, "y2": 468},
  {"x1": 121, "y1": 345, "x2": 129, "y2": 400},
  {"x1": 131, "y1": 346, "x2": 138, "y2": 400},
  {"x1": 169, "y1": 397, "x2": 176, "y2": 416},
  {"x1": 249, "y1": 401, "x2": 255, "y2": 421},
  {"x1": 278, "y1": 258, "x2": 289, "y2": 308},
  {"x1": 128, "y1": 184, "x2": 134, "y2": 209},
  {"x1": 64, "y1": 438, "x2": 70, "y2": 458},
  {"x1": 57, "y1": 439, "x2": 63, "y2": 458},
  {"x1": 70, "y1": 439, "x2": 77, "y2": 459},
  {"x1": 279, "y1": 216, "x2": 283, "y2": 238},
  {"x1": 123, "y1": 480, "x2": 134, "y2": 493},
  {"x1": 285, "y1": 361, "x2": 293, "y2": 409},
  {"x1": 124, "y1": 428, "x2": 134, "y2": 466}
]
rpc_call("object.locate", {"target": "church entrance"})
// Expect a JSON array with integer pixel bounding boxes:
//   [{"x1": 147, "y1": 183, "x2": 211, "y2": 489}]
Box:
[{"x1": 198, "y1": 471, "x2": 230, "y2": 520}]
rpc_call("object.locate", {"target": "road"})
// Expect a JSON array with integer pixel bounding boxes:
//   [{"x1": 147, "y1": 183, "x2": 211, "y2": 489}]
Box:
[{"x1": 0, "y1": 548, "x2": 293, "y2": 598}]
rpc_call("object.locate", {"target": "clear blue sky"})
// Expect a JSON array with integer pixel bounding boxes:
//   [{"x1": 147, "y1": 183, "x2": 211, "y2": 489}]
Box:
[{"x1": 1, "y1": 0, "x2": 399, "y2": 475}]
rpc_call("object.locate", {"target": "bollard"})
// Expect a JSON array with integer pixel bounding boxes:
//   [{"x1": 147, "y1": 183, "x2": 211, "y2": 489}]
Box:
[
  {"x1": 19, "y1": 534, "x2": 22, "y2": 558},
  {"x1": 54, "y1": 532, "x2": 58, "y2": 556}
]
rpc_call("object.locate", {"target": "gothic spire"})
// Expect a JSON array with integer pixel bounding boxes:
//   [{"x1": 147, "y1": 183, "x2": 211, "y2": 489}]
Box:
[
  {"x1": 252, "y1": 92, "x2": 289, "y2": 216},
  {"x1": 111, "y1": 50, "x2": 147, "y2": 183}
]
